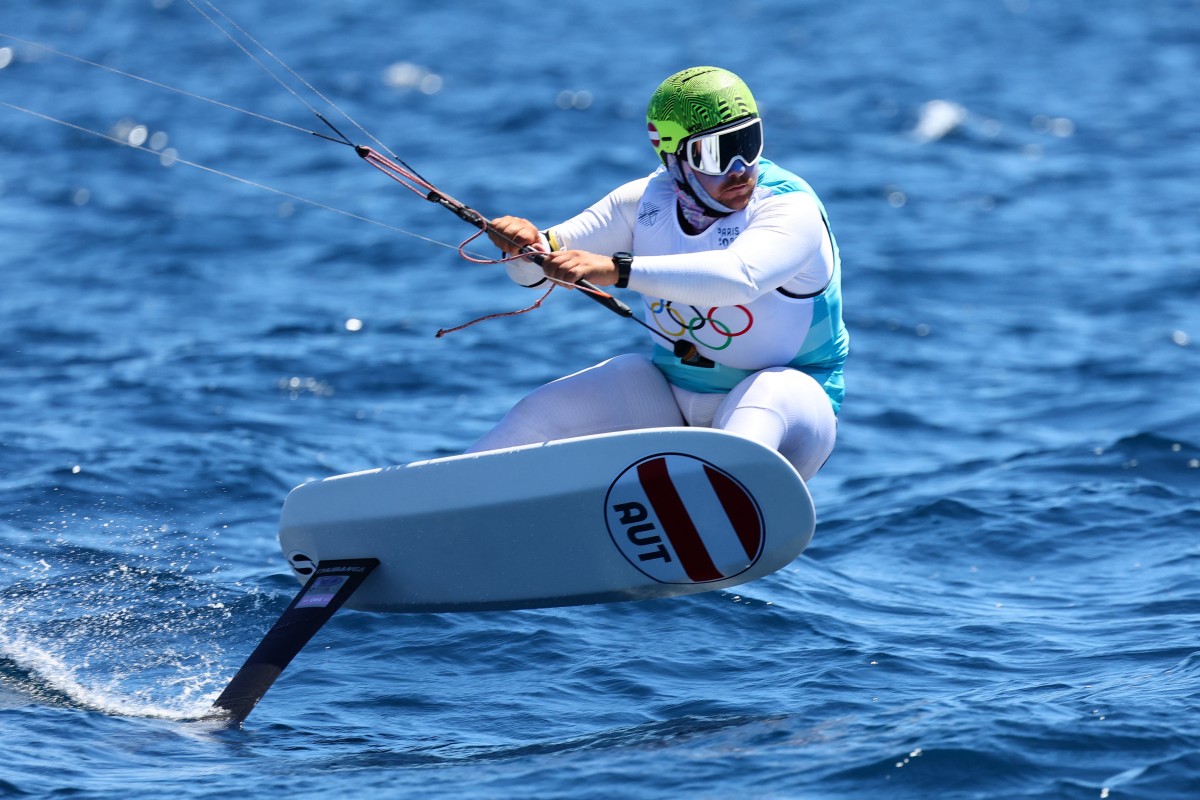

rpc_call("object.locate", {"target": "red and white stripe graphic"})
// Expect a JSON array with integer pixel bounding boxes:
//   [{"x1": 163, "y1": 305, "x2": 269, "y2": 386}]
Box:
[
  {"x1": 605, "y1": 453, "x2": 764, "y2": 584},
  {"x1": 647, "y1": 122, "x2": 661, "y2": 149}
]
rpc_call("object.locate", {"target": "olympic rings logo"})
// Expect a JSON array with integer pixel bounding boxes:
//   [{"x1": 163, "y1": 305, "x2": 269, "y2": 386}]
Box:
[{"x1": 648, "y1": 300, "x2": 754, "y2": 351}]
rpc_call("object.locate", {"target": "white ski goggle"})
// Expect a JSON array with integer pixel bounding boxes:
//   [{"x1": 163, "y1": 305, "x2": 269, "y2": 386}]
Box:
[{"x1": 681, "y1": 117, "x2": 763, "y2": 176}]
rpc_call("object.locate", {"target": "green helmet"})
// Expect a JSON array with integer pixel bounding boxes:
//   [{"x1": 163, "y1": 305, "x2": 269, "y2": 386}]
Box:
[{"x1": 646, "y1": 66, "x2": 759, "y2": 163}]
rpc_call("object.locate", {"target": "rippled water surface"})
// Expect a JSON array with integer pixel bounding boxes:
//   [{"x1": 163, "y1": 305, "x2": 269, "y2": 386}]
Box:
[{"x1": 1, "y1": 1, "x2": 1198, "y2": 798}]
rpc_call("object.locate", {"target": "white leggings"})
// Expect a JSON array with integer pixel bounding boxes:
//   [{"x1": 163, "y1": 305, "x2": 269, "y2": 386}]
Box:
[{"x1": 466, "y1": 353, "x2": 837, "y2": 481}]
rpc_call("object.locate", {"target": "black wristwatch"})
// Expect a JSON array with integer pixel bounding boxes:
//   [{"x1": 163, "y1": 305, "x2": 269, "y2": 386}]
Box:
[{"x1": 612, "y1": 251, "x2": 633, "y2": 288}]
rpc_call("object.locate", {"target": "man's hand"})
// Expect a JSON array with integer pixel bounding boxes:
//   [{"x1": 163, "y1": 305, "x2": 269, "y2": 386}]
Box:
[
  {"x1": 488, "y1": 216, "x2": 619, "y2": 287},
  {"x1": 536, "y1": 249, "x2": 619, "y2": 287},
  {"x1": 487, "y1": 216, "x2": 541, "y2": 255}
]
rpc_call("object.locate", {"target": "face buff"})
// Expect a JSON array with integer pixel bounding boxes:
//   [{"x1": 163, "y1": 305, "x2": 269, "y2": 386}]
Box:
[{"x1": 666, "y1": 154, "x2": 733, "y2": 231}]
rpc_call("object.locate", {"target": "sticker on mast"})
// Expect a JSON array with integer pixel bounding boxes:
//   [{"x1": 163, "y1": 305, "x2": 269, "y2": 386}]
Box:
[{"x1": 604, "y1": 453, "x2": 765, "y2": 584}]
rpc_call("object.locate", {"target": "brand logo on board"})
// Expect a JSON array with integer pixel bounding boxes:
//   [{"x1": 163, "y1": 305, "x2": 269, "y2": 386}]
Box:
[
  {"x1": 286, "y1": 550, "x2": 317, "y2": 577},
  {"x1": 604, "y1": 453, "x2": 764, "y2": 584}
]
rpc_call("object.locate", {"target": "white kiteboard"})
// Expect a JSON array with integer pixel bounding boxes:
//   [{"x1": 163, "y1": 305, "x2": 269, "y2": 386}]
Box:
[{"x1": 277, "y1": 428, "x2": 814, "y2": 613}]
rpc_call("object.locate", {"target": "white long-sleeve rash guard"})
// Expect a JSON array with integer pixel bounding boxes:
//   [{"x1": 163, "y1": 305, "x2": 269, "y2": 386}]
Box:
[
  {"x1": 542, "y1": 164, "x2": 835, "y2": 306},
  {"x1": 508, "y1": 160, "x2": 848, "y2": 407}
]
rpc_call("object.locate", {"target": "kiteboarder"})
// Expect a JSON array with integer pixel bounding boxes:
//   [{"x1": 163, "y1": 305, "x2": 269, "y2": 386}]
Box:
[{"x1": 471, "y1": 66, "x2": 848, "y2": 481}]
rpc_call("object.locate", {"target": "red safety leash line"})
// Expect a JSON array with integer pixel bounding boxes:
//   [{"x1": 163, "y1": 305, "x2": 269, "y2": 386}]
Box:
[
  {"x1": 357, "y1": 146, "x2": 621, "y2": 301},
  {"x1": 435, "y1": 285, "x2": 557, "y2": 338},
  {"x1": 356, "y1": 146, "x2": 436, "y2": 198},
  {"x1": 357, "y1": 143, "x2": 655, "y2": 343}
]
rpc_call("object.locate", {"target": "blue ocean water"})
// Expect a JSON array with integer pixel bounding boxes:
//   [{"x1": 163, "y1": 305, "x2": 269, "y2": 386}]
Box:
[{"x1": 1, "y1": 0, "x2": 1198, "y2": 797}]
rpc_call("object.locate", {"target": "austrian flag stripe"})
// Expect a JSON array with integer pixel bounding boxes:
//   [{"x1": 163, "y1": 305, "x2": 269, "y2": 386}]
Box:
[
  {"x1": 703, "y1": 465, "x2": 763, "y2": 559},
  {"x1": 636, "y1": 457, "x2": 722, "y2": 582}
]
